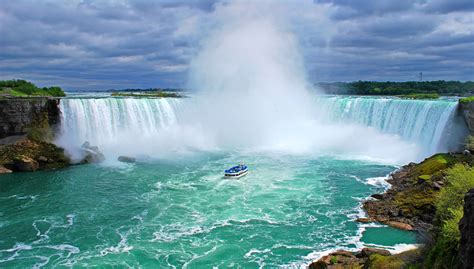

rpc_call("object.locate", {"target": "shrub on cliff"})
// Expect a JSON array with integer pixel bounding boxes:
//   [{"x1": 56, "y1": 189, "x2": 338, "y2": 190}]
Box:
[
  {"x1": 459, "y1": 96, "x2": 474, "y2": 104},
  {"x1": 426, "y1": 164, "x2": 474, "y2": 268},
  {"x1": 0, "y1": 79, "x2": 65, "y2": 97}
]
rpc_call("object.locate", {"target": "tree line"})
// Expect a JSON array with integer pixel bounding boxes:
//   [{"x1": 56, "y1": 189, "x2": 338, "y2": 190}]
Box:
[{"x1": 317, "y1": 81, "x2": 474, "y2": 96}]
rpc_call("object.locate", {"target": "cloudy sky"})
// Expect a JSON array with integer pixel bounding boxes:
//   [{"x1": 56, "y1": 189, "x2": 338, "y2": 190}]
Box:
[{"x1": 0, "y1": 0, "x2": 473, "y2": 90}]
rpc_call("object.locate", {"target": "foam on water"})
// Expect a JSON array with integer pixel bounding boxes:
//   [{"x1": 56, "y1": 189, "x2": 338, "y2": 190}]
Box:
[{"x1": 0, "y1": 156, "x2": 419, "y2": 267}]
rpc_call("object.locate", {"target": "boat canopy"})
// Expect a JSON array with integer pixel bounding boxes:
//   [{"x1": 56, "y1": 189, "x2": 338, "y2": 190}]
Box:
[{"x1": 225, "y1": 165, "x2": 248, "y2": 174}]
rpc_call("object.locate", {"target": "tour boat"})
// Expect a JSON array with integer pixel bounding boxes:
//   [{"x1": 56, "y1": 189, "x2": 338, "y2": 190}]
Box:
[{"x1": 224, "y1": 164, "x2": 248, "y2": 178}]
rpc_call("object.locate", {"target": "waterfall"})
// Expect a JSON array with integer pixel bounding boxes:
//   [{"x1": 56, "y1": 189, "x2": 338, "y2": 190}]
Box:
[
  {"x1": 314, "y1": 96, "x2": 464, "y2": 155},
  {"x1": 58, "y1": 98, "x2": 183, "y2": 158},
  {"x1": 57, "y1": 96, "x2": 466, "y2": 162}
]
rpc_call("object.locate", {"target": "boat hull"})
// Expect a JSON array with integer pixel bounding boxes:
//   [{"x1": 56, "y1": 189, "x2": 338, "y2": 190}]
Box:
[{"x1": 224, "y1": 170, "x2": 248, "y2": 179}]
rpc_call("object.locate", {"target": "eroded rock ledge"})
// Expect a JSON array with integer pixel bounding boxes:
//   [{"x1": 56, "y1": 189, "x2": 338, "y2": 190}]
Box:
[
  {"x1": 362, "y1": 153, "x2": 474, "y2": 231},
  {"x1": 459, "y1": 99, "x2": 474, "y2": 135},
  {"x1": 0, "y1": 98, "x2": 60, "y2": 139},
  {"x1": 0, "y1": 138, "x2": 69, "y2": 172}
]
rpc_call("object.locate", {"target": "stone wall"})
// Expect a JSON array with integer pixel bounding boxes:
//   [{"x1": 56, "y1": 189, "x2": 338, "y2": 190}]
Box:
[
  {"x1": 459, "y1": 101, "x2": 474, "y2": 135},
  {"x1": 0, "y1": 98, "x2": 60, "y2": 139}
]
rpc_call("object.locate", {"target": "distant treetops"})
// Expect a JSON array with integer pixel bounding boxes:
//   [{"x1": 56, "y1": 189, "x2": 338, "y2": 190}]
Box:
[
  {"x1": 318, "y1": 80, "x2": 474, "y2": 97},
  {"x1": 0, "y1": 79, "x2": 65, "y2": 97}
]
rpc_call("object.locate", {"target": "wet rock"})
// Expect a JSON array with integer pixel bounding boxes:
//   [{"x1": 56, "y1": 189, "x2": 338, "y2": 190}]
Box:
[
  {"x1": 81, "y1": 141, "x2": 91, "y2": 149},
  {"x1": 0, "y1": 165, "x2": 12, "y2": 174},
  {"x1": 356, "y1": 217, "x2": 374, "y2": 223},
  {"x1": 13, "y1": 155, "x2": 39, "y2": 171},
  {"x1": 118, "y1": 156, "x2": 136, "y2": 163},
  {"x1": 308, "y1": 260, "x2": 327, "y2": 269},
  {"x1": 80, "y1": 141, "x2": 105, "y2": 163},
  {"x1": 371, "y1": 193, "x2": 384, "y2": 200},
  {"x1": 332, "y1": 250, "x2": 354, "y2": 257},
  {"x1": 385, "y1": 221, "x2": 414, "y2": 231},
  {"x1": 38, "y1": 156, "x2": 48, "y2": 162},
  {"x1": 360, "y1": 247, "x2": 391, "y2": 257}
]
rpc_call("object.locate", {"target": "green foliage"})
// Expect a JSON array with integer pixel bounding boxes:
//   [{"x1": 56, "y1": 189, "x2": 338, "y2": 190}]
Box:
[
  {"x1": 329, "y1": 256, "x2": 337, "y2": 264},
  {"x1": 413, "y1": 154, "x2": 452, "y2": 176},
  {"x1": 436, "y1": 164, "x2": 474, "y2": 222},
  {"x1": 466, "y1": 136, "x2": 474, "y2": 152},
  {"x1": 418, "y1": 174, "x2": 431, "y2": 181},
  {"x1": 440, "y1": 207, "x2": 463, "y2": 240},
  {"x1": 317, "y1": 80, "x2": 474, "y2": 96},
  {"x1": 0, "y1": 79, "x2": 65, "y2": 97},
  {"x1": 26, "y1": 127, "x2": 53, "y2": 142},
  {"x1": 459, "y1": 96, "x2": 474, "y2": 104},
  {"x1": 425, "y1": 164, "x2": 474, "y2": 268},
  {"x1": 368, "y1": 254, "x2": 405, "y2": 269},
  {"x1": 425, "y1": 235, "x2": 459, "y2": 269},
  {"x1": 398, "y1": 93, "x2": 440, "y2": 100}
]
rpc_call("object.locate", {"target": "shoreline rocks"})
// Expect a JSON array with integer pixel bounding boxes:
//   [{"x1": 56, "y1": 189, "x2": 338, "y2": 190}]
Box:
[
  {"x1": 361, "y1": 153, "x2": 474, "y2": 231},
  {"x1": 309, "y1": 248, "x2": 420, "y2": 269},
  {"x1": 310, "y1": 152, "x2": 474, "y2": 268},
  {"x1": 0, "y1": 165, "x2": 12, "y2": 174},
  {"x1": 0, "y1": 138, "x2": 70, "y2": 172}
]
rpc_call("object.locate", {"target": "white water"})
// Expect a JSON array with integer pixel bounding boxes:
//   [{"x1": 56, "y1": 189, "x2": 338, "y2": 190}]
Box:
[
  {"x1": 57, "y1": 96, "x2": 463, "y2": 164},
  {"x1": 314, "y1": 96, "x2": 463, "y2": 156}
]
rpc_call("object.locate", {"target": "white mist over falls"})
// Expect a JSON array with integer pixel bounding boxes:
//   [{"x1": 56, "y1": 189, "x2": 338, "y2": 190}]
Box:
[{"x1": 57, "y1": 7, "x2": 465, "y2": 164}]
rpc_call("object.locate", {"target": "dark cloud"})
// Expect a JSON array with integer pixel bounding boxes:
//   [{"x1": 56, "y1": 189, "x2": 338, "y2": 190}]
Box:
[{"x1": 0, "y1": 0, "x2": 472, "y2": 90}]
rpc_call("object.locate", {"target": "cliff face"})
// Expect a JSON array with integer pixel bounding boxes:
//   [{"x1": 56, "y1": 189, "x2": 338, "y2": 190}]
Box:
[
  {"x1": 459, "y1": 101, "x2": 474, "y2": 135},
  {"x1": 459, "y1": 188, "x2": 474, "y2": 269},
  {"x1": 0, "y1": 98, "x2": 60, "y2": 139}
]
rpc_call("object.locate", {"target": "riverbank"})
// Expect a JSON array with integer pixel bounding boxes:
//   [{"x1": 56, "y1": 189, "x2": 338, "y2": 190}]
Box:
[{"x1": 310, "y1": 148, "x2": 474, "y2": 268}]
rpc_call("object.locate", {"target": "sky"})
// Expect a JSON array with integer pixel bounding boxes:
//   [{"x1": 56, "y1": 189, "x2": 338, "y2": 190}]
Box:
[{"x1": 0, "y1": 0, "x2": 473, "y2": 90}]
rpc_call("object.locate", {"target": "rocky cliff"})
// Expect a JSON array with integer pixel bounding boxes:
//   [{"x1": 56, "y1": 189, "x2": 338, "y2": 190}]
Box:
[
  {"x1": 0, "y1": 98, "x2": 60, "y2": 139},
  {"x1": 459, "y1": 188, "x2": 474, "y2": 269},
  {"x1": 459, "y1": 100, "x2": 474, "y2": 135}
]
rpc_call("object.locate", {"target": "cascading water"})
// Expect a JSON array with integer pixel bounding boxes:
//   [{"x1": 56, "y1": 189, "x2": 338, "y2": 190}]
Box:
[
  {"x1": 60, "y1": 98, "x2": 182, "y2": 145},
  {"x1": 57, "y1": 97, "x2": 185, "y2": 160},
  {"x1": 314, "y1": 96, "x2": 464, "y2": 156},
  {"x1": 57, "y1": 95, "x2": 465, "y2": 163}
]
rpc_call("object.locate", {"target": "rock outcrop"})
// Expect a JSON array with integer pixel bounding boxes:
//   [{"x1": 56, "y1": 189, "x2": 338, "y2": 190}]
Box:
[
  {"x1": 0, "y1": 165, "x2": 12, "y2": 174},
  {"x1": 459, "y1": 188, "x2": 474, "y2": 269},
  {"x1": 79, "y1": 141, "x2": 105, "y2": 163},
  {"x1": 459, "y1": 100, "x2": 474, "y2": 135},
  {"x1": 309, "y1": 248, "x2": 420, "y2": 269},
  {"x1": 118, "y1": 156, "x2": 136, "y2": 163},
  {"x1": 363, "y1": 153, "x2": 474, "y2": 230},
  {"x1": 0, "y1": 138, "x2": 69, "y2": 172},
  {"x1": 0, "y1": 98, "x2": 60, "y2": 139}
]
